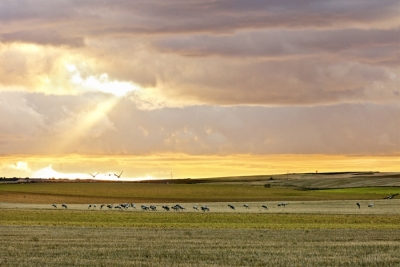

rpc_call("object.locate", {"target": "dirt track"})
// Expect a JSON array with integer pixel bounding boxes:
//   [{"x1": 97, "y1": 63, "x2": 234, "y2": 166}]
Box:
[{"x1": 1, "y1": 199, "x2": 399, "y2": 215}]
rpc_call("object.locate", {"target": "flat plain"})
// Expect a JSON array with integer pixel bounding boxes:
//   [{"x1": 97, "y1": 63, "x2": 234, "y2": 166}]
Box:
[{"x1": 1, "y1": 172, "x2": 399, "y2": 266}]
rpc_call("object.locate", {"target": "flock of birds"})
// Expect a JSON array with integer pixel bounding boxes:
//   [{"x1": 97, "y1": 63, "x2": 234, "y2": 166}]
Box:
[
  {"x1": 50, "y1": 203, "x2": 283, "y2": 211},
  {"x1": 51, "y1": 194, "x2": 399, "y2": 211},
  {"x1": 356, "y1": 193, "x2": 399, "y2": 209},
  {"x1": 89, "y1": 171, "x2": 123, "y2": 179}
]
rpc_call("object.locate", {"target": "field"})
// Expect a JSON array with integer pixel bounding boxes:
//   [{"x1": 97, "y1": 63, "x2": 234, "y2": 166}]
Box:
[
  {"x1": 1, "y1": 173, "x2": 400, "y2": 266},
  {"x1": 1, "y1": 227, "x2": 399, "y2": 266}
]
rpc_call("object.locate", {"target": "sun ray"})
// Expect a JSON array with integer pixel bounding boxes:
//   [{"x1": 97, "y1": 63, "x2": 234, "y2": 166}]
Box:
[{"x1": 55, "y1": 96, "x2": 120, "y2": 152}]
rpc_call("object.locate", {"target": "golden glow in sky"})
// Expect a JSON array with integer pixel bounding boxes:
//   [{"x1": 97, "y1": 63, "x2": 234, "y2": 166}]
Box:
[
  {"x1": 1, "y1": 154, "x2": 399, "y2": 180},
  {"x1": 0, "y1": 1, "x2": 399, "y2": 179}
]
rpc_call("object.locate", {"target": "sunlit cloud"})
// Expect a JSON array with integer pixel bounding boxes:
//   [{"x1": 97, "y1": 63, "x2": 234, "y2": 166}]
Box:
[
  {"x1": 7, "y1": 161, "x2": 31, "y2": 172},
  {"x1": 1, "y1": 154, "x2": 399, "y2": 180},
  {"x1": 66, "y1": 64, "x2": 141, "y2": 97},
  {"x1": 30, "y1": 164, "x2": 155, "y2": 181}
]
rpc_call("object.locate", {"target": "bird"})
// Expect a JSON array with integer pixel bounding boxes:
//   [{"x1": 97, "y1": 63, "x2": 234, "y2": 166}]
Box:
[
  {"x1": 193, "y1": 206, "x2": 198, "y2": 210},
  {"x1": 162, "y1": 205, "x2": 170, "y2": 211},
  {"x1": 52, "y1": 204, "x2": 57, "y2": 209},
  {"x1": 130, "y1": 203, "x2": 137, "y2": 209},
  {"x1": 244, "y1": 204, "x2": 249, "y2": 209},
  {"x1": 171, "y1": 205, "x2": 180, "y2": 211},
  {"x1": 107, "y1": 204, "x2": 114, "y2": 209},
  {"x1": 150, "y1": 205, "x2": 157, "y2": 211},
  {"x1": 278, "y1": 202, "x2": 288, "y2": 207},
  {"x1": 201, "y1": 206, "x2": 210, "y2": 212},
  {"x1": 356, "y1": 203, "x2": 360, "y2": 209},
  {"x1": 368, "y1": 203, "x2": 374, "y2": 208},
  {"x1": 93, "y1": 204, "x2": 97, "y2": 209},
  {"x1": 175, "y1": 204, "x2": 185, "y2": 210},
  {"x1": 88, "y1": 204, "x2": 92, "y2": 209},
  {"x1": 262, "y1": 205, "x2": 268, "y2": 210},
  {"x1": 89, "y1": 173, "x2": 98, "y2": 178},
  {"x1": 62, "y1": 203, "x2": 67, "y2": 209},
  {"x1": 141, "y1": 205, "x2": 150, "y2": 210},
  {"x1": 384, "y1": 193, "x2": 399, "y2": 199},
  {"x1": 100, "y1": 204, "x2": 105, "y2": 210},
  {"x1": 228, "y1": 204, "x2": 235, "y2": 210},
  {"x1": 114, "y1": 171, "x2": 123, "y2": 178}
]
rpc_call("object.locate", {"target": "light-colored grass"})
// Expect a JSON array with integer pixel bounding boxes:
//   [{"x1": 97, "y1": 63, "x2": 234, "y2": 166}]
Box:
[
  {"x1": 0, "y1": 226, "x2": 399, "y2": 267},
  {"x1": 0, "y1": 208, "x2": 399, "y2": 229}
]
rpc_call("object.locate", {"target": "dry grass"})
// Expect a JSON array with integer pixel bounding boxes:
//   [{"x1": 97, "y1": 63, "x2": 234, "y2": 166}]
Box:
[
  {"x1": 1, "y1": 179, "x2": 400, "y2": 266},
  {"x1": 0, "y1": 226, "x2": 399, "y2": 266},
  {"x1": 1, "y1": 182, "x2": 399, "y2": 204},
  {"x1": 0, "y1": 208, "x2": 399, "y2": 229}
]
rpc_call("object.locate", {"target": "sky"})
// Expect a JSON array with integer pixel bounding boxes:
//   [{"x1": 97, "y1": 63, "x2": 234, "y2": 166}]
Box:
[{"x1": 0, "y1": 0, "x2": 399, "y2": 180}]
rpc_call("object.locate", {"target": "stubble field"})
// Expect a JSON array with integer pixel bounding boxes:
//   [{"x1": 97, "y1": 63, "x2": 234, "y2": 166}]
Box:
[{"x1": 1, "y1": 178, "x2": 399, "y2": 266}]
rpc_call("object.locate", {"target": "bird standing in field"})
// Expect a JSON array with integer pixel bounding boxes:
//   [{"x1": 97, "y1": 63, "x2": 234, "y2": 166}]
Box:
[
  {"x1": 228, "y1": 204, "x2": 235, "y2": 210},
  {"x1": 356, "y1": 203, "x2": 360, "y2": 209},
  {"x1": 262, "y1": 205, "x2": 268, "y2": 210},
  {"x1": 368, "y1": 203, "x2": 374, "y2": 208}
]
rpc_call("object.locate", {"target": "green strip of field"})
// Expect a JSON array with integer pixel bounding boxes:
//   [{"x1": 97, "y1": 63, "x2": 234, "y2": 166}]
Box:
[
  {"x1": 1, "y1": 183, "x2": 398, "y2": 203},
  {"x1": 1, "y1": 209, "x2": 399, "y2": 229}
]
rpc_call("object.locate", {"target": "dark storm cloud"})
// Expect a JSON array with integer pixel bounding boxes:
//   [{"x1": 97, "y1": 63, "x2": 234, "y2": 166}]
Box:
[
  {"x1": 0, "y1": 0, "x2": 398, "y2": 47},
  {"x1": 155, "y1": 28, "x2": 400, "y2": 63}
]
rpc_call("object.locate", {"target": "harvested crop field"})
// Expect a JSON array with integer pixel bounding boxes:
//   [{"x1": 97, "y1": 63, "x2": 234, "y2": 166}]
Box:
[
  {"x1": 1, "y1": 179, "x2": 399, "y2": 266},
  {"x1": 1, "y1": 226, "x2": 399, "y2": 266}
]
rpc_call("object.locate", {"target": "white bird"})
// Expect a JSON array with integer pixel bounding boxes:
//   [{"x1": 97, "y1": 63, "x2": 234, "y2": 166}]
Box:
[
  {"x1": 244, "y1": 204, "x2": 249, "y2": 209},
  {"x1": 368, "y1": 203, "x2": 374, "y2": 208},
  {"x1": 62, "y1": 203, "x2": 67, "y2": 209}
]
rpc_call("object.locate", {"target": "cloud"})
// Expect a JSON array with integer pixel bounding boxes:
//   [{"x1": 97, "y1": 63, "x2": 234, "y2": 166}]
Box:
[
  {"x1": 0, "y1": 0, "x2": 398, "y2": 174},
  {"x1": 0, "y1": 1, "x2": 398, "y2": 107},
  {"x1": 155, "y1": 28, "x2": 400, "y2": 64},
  {"x1": 0, "y1": 91, "x2": 398, "y2": 156}
]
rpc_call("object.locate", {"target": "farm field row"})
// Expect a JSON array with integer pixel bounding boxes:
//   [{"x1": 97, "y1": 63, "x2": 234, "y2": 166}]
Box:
[
  {"x1": 0, "y1": 226, "x2": 399, "y2": 266},
  {"x1": 1, "y1": 207, "x2": 400, "y2": 229},
  {"x1": 1, "y1": 182, "x2": 399, "y2": 266},
  {"x1": 1, "y1": 183, "x2": 399, "y2": 203}
]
